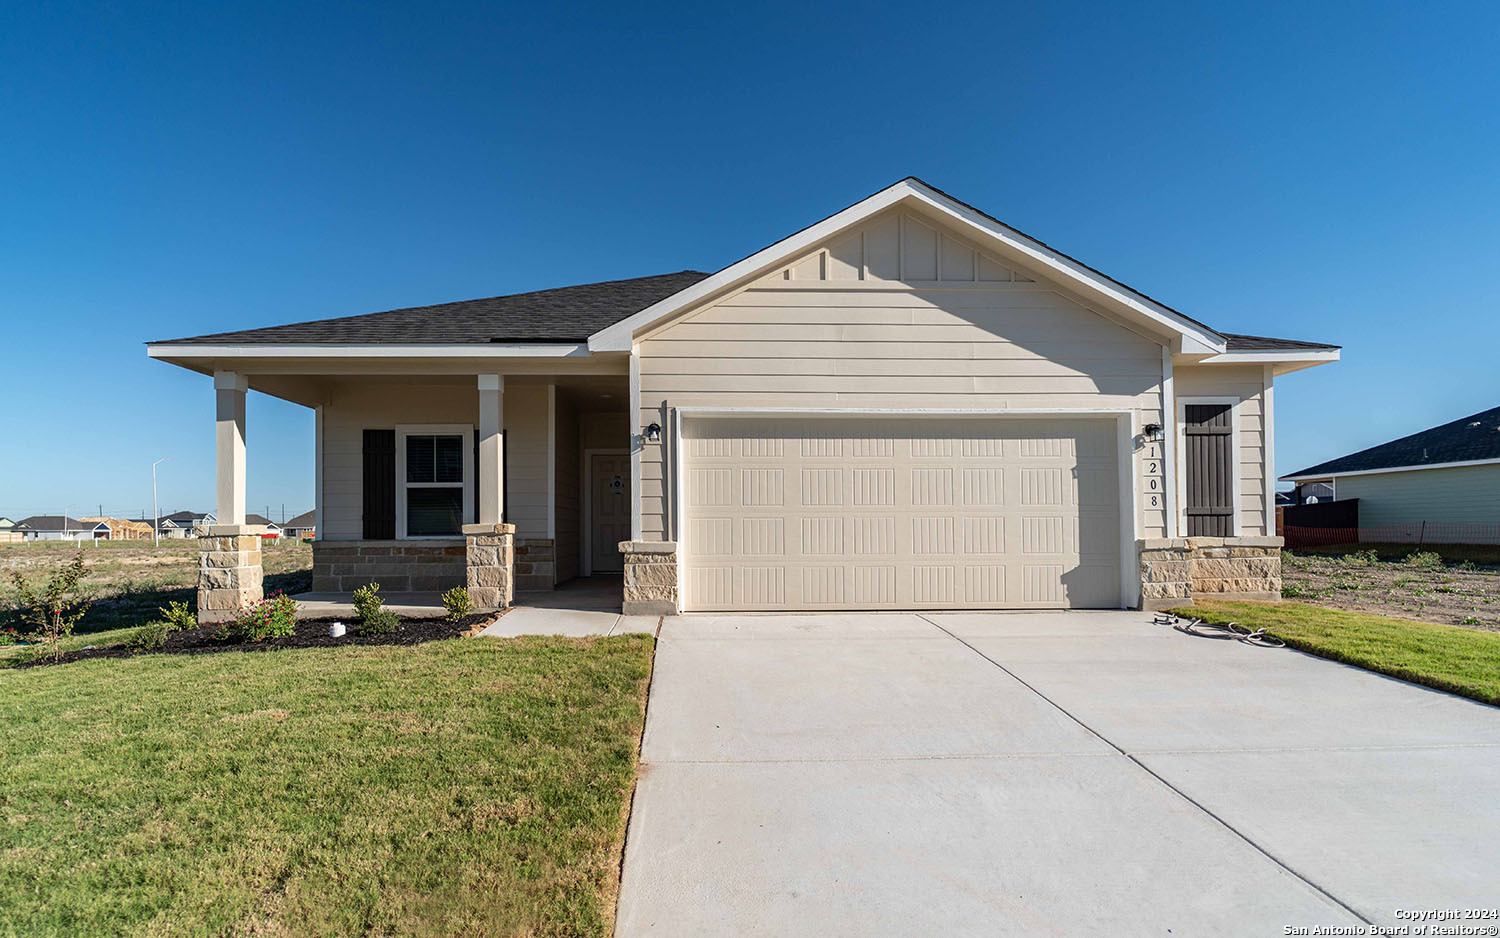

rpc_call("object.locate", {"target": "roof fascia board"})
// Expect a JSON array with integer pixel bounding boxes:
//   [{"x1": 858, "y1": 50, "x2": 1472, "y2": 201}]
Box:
[
  {"x1": 591, "y1": 179, "x2": 1228, "y2": 353},
  {"x1": 1282, "y1": 456, "x2": 1500, "y2": 482},
  {"x1": 147, "y1": 343, "x2": 592, "y2": 359},
  {"x1": 1197, "y1": 349, "x2": 1341, "y2": 365}
]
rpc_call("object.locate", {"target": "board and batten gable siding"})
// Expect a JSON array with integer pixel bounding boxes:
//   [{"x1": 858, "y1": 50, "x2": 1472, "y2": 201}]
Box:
[
  {"x1": 635, "y1": 209, "x2": 1168, "y2": 543},
  {"x1": 320, "y1": 381, "x2": 553, "y2": 541},
  {"x1": 1332, "y1": 464, "x2": 1500, "y2": 528},
  {"x1": 1173, "y1": 364, "x2": 1270, "y2": 536}
]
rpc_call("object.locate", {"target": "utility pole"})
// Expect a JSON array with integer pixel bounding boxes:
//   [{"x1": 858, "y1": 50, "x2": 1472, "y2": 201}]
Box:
[{"x1": 152, "y1": 458, "x2": 170, "y2": 547}]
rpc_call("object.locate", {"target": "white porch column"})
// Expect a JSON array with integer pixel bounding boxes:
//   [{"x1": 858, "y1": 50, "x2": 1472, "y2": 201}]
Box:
[
  {"x1": 478, "y1": 374, "x2": 505, "y2": 524},
  {"x1": 214, "y1": 371, "x2": 249, "y2": 525}
]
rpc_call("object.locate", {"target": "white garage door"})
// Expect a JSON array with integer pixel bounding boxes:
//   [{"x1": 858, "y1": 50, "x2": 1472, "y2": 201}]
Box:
[{"x1": 680, "y1": 417, "x2": 1122, "y2": 611}]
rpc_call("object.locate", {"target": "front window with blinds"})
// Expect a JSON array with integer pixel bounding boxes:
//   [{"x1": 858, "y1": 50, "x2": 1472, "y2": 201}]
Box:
[{"x1": 395, "y1": 426, "x2": 473, "y2": 538}]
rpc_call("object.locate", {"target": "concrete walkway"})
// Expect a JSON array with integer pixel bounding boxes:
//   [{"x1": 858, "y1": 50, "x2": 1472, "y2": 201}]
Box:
[
  {"x1": 478, "y1": 576, "x2": 656, "y2": 637},
  {"x1": 617, "y1": 611, "x2": 1500, "y2": 936}
]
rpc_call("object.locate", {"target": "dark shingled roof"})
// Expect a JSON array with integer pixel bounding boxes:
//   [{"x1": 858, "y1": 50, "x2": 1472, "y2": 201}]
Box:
[
  {"x1": 1222, "y1": 333, "x2": 1340, "y2": 351},
  {"x1": 1287, "y1": 405, "x2": 1500, "y2": 478},
  {"x1": 159, "y1": 271, "x2": 713, "y2": 345}
]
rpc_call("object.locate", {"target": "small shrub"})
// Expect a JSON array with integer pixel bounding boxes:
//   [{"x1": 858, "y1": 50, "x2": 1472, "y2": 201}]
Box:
[
  {"x1": 351, "y1": 583, "x2": 384, "y2": 622},
  {"x1": 441, "y1": 586, "x2": 473, "y2": 622},
  {"x1": 158, "y1": 600, "x2": 196, "y2": 632},
  {"x1": 219, "y1": 592, "x2": 298, "y2": 643},
  {"x1": 359, "y1": 607, "x2": 399, "y2": 635},
  {"x1": 1338, "y1": 549, "x2": 1379, "y2": 567},
  {"x1": 1458, "y1": 560, "x2": 1478, "y2": 572},
  {"x1": 0, "y1": 627, "x2": 19, "y2": 646},
  {"x1": 130, "y1": 620, "x2": 173, "y2": 651},
  {"x1": 8, "y1": 551, "x2": 91, "y2": 661},
  {"x1": 1281, "y1": 581, "x2": 1310, "y2": 598},
  {"x1": 1404, "y1": 551, "x2": 1443, "y2": 569},
  {"x1": 1462, "y1": 615, "x2": 1482, "y2": 626}
]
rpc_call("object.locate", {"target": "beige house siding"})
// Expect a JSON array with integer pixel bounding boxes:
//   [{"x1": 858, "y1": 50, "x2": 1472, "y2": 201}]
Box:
[
  {"x1": 320, "y1": 381, "x2": 552, "y2": 542},
  {"x1": 1332, "y1": 465, "x2": 1500, "y2": 528},
  {"x1": 637, "y1": 247, "x2": 1168, "y2": 543},
  {"x1": 1173, "y1": 364, "x2": 1270, "y2": 536}
]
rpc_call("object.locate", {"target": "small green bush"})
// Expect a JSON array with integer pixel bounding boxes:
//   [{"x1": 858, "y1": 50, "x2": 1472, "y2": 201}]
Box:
[
  {"x1": 351, "y1": 583, "x2": 384, "y2": 622},
  {"x1": 1404, "y1": 551, "x2": 1443, "y2": 569},
  {"x1": 1339, "y1": 549, "x2": 1379, "y2": 566},
  {"x1": 130, "y1": 620, "x2": 173, "y2": 650},
  {"x1": 158, "y1": 600, "x2": 196, "y2": 632},
  {"x1": 359, "y1": 607, "x2": 399, "y2": 635},
  {"x1": 441, "y1": 586, "x2": 473, "y2": 622},
  {"x1": 219, "y1": 592, "x2": 299, "y2": 643}
]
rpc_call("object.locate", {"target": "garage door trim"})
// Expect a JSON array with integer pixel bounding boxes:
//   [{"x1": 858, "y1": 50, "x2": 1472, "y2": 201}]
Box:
[{"x1": 668, "y1": 407, "x2": 1141, "y2": 611}]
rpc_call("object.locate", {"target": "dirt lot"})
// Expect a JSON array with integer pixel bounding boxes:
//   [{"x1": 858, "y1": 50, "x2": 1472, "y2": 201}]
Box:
[
  {"x1": 1, "y1": 539, "x2": 312, "y2": 634},
  {"x1": 1280, "y1": 549, "x2": 1500, "y2": 631}
]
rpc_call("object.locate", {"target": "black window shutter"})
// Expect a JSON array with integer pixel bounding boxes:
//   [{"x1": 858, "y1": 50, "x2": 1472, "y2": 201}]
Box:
[{"x1": 363, "y1": 429, "x2": 396, "y2": 539}]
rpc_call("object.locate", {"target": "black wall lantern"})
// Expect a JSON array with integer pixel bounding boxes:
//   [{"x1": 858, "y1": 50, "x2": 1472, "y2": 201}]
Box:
[
  {"x1": 1142, "y1": 423, "x2": 1164, "y2": 443},
  {"x1": 643, "y1": 422, "x2": 662, "y2": 443}
]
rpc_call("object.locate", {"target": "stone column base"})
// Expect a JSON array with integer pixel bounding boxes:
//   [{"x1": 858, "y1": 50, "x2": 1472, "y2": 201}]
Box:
[
  {"x1": 1139, "y1": 536, "x2": 1283, "y2": 611},
  {"x1": 197, "y1": 525, "x2": 267, "y2": 624},
  {"x1": 463, "y1": 523, "x2": 515, "y2": 612},
  {"x1": 621, "y1": 541, "x2": 677, "y2": 615}
]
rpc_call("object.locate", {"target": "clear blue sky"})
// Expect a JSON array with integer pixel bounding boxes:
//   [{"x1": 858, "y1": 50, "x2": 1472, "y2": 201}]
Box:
[{"x1": 2, "y1": 0, "x2": 1497, "y2": 521}]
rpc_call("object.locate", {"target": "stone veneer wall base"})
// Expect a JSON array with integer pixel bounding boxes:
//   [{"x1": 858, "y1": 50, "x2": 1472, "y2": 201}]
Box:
[
  {"x1": 464, "y1": 523, "x2": 515, "y2": 612},
  {"x1": 514, "y1": 538, "x2": 556, "y2": 592},
  {"x1": 1138, "y1": 536, "x2": 1283, "y2": 611},
  {"x1": 621, "y1": 541, "x2": 677, "y2": 615},
  {"x1": 311, "y1": 540, "x2": 467, "y2": 592},
  {"x1": 197, "y1": 524, "x2": 266, "y2": 624}
]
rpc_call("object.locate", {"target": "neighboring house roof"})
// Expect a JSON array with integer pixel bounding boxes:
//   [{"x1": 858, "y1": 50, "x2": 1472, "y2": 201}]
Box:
[
  {"x1": 245, "y1": 513, "x2": 282, "y2": 529},
  {"x1": 283, "y1": 510, "x2": 315, "y2": 529},
  {"x1": 161, "y1": 510, "x2": 214, "y2": 523},
  {"x1": 1284, "y1": 405, "x2": 1500, "y2": 480},
  {"x1": 155, "y1": 271, "x2": 712, "y2": 346},
  {"x1": 16, "y1": 515, "x2": 106, "y2": 532},
  {"x1": 147, "y1": 179, "x2": 1338, "y2": 358}
]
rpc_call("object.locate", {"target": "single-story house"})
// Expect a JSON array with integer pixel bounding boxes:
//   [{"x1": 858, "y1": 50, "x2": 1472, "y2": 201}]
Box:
[
  {"x1": 245, "y1": 514, "x2": 283, "y2": 539},
  {"x1": 147, "y1": 178, "x2": 1339, "y2": 622},
  {"x1": 1282, "y1": 404, "x2": 1500, "y2": 528},
  {"x1": 16, "y1": 516, "x2": 112, "y2": 541},
  {"x1": 81, "y1": 516, "x2": 154, "y2": 540},
  {"x1": 282, "y1": 510, "x2": 316, "y2": 539},
  {"x1": 0, "y1": 517, "x2": 29, "y2": 544}
]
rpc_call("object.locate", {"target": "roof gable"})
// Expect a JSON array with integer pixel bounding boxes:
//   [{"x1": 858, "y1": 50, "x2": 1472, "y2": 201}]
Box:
[
  {"x1": 589, "y1": 177, "x2": 1228, "y2": 352},
  {"x1": 1286, "y1": 405, "x2": 1500, "y2": 478}
]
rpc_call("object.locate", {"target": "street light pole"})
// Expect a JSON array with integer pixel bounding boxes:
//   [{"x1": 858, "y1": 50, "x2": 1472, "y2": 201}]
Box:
[{"x1": 152, "y1": 458, "x2": 170, "y2": 547}]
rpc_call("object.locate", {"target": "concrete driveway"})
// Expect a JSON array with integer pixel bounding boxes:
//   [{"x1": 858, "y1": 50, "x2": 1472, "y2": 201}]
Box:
[{"x1": 616, "y1": 611, "x2": 1500, "y2": 936}]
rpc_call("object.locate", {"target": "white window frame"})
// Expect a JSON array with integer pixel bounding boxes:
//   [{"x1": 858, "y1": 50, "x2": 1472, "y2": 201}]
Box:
[
  {"x1": 1176, "y1": 397, "x2": 1242, "y2": 537},
  {"x1": 395, "y1": 424, "x2": 474, "y2": 540}
]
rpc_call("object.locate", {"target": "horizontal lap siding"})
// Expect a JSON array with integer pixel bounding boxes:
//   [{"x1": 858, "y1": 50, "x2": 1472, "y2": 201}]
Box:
[
  {"x1": 1336, "y1": 465, "x2": 1500, "y2": 527},
  {"x1": 638, "y1": 286, "x2": 1166, "y2": 542},
  {"x1": 321, "y1": 382, "x2": 551, "y2": 541},
  {"x1": 1175, "y1": 364, "x2": 1269, "y2": 535}
]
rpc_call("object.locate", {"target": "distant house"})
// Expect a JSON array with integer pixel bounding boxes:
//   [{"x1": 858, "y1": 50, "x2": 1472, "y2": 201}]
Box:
[
  {"x1": 281, "y1": 510, "x2": 315, "y2": 540},
  {"x1": 154, "y1": 511, "x2": 218, "y2": 538},
  {"x1": 245, "y1": 514, "x2": 283, "y2": 539},
  {"x1": 16, "y1": 516, "x2": 112, "y2": 541},
  {"x1": 0, "y1": 517, "x2": 29, "y2": 544},
  {"x1": 81, "y1": 516, "x2": 153, "y2": 540},
  {"x1": 1283, "y1": 405, "x2": 1500, "y2": 527}
]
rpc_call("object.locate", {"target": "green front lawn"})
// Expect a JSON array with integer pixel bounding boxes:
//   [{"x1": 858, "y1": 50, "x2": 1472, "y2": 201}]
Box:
[
  {"x1": 0, "y1": 635, "x2": 654, "y2": 938},
  {"x1": 1174, "y1": 600, "x2": 1500, "y2": 706}
]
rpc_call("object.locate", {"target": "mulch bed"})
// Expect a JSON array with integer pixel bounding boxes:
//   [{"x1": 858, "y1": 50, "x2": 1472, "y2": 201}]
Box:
[{"x1": 8, "y1": 612, "x2": 498, "y2": 668}]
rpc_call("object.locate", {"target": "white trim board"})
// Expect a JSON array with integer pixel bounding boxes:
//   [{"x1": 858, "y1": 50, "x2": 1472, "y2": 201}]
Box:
[
  {"x1": 590, "y1": 178, "x2": 1228, "y2": 353},
  {"x1": 673, "y1": 407, "x2": 1140, "y2": 612},
  {"x1": 1282, "y1": 457, "x2": 1500, "y2": 482},
  {"x1": 1176, "y1": 396, "x2": 1243, "y2": 537}
]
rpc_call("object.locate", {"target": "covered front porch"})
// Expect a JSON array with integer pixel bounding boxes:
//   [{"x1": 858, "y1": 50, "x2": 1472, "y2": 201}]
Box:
[{"x1": 151, "y1": 347, "x2": 638, "y2": 623}]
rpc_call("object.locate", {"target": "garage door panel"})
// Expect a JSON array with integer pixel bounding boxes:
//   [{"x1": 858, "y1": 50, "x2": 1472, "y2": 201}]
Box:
[{"x1": 682, "y1": 417, "x2": 1121, "y2": 610}]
